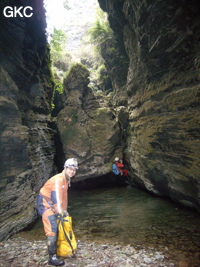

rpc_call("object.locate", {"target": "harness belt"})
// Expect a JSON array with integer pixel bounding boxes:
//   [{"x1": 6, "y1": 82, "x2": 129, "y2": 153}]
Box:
[{"x1": 39, "y1": 193, "x2": 56, "y2": 214}]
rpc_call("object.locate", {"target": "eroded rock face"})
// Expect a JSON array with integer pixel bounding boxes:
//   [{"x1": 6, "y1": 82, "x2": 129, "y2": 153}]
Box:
[
  {"x1": 98, "y1": 0, "x2": 200, "y2": 210},
  {"x1": 0, "y1": 0, "x2": 55, "y2": 240},
  {"x1": 57, "y1": 64, "x2": 122, "y2": 180}
]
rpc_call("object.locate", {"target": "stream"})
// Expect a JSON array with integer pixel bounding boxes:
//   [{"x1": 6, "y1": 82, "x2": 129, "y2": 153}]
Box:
[{"x1": 15, "y1": 179, "x2": 200, "y2": 266}]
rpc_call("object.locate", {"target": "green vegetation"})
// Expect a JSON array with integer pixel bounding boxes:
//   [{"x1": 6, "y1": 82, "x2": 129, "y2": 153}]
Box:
[
  {"x1": 51, "y1": 80, "x2": 63, "y2": 110},
  {"x1": 86, "y1": 9, "x2": 113, "y2": 49},
  {"x1": 49, "y1": 28, "x2": 71, "y2": 112},
  {"x1": 49, "y1": 7, "x2": 115, "y2": 113},
  {"x1": 84, "y1": 9, "x2": 113, "y2": 93},
  {"x1": 50, "y1": 28, "x2": 67, "y2": 54},
  {"x1": 96, "y1": 64, "x2": 112, "y2": 92},
  {"x1": 49, "y1": 28, "x2": 73, "y2": 75}
]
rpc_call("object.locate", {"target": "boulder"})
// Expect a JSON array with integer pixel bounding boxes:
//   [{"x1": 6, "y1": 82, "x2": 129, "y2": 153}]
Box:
[{"x1": 57, "y1": 64, "x2": 122, "y2": 180}]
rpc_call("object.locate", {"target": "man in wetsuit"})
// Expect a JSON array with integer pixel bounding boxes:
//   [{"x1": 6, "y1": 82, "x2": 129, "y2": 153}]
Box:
[{"x1": 37, "y1": 158, "x2": 78, "y2": 266}]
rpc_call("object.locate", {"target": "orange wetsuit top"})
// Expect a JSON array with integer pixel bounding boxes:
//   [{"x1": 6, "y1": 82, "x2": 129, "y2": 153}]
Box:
[{"x1": 39, "y1": 170, "x2": 70, "y2": 214}]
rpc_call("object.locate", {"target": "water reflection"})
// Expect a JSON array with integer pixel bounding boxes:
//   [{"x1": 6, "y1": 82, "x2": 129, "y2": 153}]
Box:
[{"x1": 68, "y1": 184, "x2": 200, "y2": 265}]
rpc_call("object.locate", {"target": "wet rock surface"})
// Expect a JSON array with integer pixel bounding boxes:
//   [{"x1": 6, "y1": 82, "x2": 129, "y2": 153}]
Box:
[{"x1": 0, "y1": 238, "x2": 177, "y2": 267}]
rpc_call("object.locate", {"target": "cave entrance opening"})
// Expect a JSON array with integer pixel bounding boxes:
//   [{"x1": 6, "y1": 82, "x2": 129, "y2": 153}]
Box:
[{"x1": 72, "y1": 173, "x2": 128, "y2": 191}]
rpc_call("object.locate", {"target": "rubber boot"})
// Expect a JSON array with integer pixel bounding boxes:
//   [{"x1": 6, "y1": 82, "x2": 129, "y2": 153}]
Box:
[{"x1": 47, "y1": 236, "x2": 65, "y2": 266}]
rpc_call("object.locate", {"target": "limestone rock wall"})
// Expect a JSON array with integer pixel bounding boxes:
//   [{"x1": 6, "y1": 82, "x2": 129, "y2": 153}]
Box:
[
  {"x1": 0, "y1": 0, "x2": 55, "y2": 240},
  {"x1": 56, "y1": 64, "x2": 122, "y2": 181},
  {"x1": 98, "y1": 0, "x2": 200, "y2": 210}
]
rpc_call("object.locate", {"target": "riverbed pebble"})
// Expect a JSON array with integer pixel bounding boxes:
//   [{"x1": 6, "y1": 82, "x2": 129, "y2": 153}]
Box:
[{"x1": 0, "y1": 237, "x2": 177, "y2": 267}]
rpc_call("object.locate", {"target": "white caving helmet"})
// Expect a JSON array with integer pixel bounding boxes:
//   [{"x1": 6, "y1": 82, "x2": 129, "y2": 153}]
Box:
[
  {"x1": 115, "y1": 157, "x2": 119, "y2": 162},
  {"x1": 64, "y1": 158, "x2": 78, "y2": 169}
]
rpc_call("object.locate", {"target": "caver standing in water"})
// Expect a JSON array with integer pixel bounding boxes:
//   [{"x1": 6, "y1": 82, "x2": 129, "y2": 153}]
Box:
[{"x1": 37, "y1": 158, "x2": 78, "y2": 266}]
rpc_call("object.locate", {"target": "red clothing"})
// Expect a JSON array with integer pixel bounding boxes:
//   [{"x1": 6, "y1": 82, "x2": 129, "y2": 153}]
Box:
[
  {"x1": 116, "y1": 162, "x2": 128, "y2": 176},
  {"x1": 121, "y1": 169, "x2": 128, "y2": 176},
  {"x1": 116, "y1": 162, "x2": 124, "y2": 169}
]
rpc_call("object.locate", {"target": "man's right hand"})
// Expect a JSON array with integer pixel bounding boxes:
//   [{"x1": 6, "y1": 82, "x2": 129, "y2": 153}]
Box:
[{"x1": 63, "y1": 210, "x2": 69, "y2": 217}]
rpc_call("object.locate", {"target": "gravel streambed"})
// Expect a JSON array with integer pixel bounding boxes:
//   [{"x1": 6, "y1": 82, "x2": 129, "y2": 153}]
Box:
[{"x1": 0, "y1": 237, "x2": 177, "y2": 267}]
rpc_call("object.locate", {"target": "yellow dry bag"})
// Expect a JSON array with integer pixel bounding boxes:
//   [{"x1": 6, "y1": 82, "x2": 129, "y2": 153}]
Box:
[{"x1": 57, "y1": 215, "x2": 77, "y2": 257}]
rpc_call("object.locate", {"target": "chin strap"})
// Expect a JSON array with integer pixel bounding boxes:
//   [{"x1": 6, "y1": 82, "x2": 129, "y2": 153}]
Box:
[{"x1": 65, "y1": 173, "x2": 71, "y2": 187}]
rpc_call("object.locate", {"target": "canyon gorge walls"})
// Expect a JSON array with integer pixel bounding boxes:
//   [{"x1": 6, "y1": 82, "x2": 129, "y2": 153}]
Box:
[
  {"x1": 98, "y1": 0, "x2": 200, "y2": 210},
  {"x1": 0, "y1": 0, "x2": 199, "y2": 240}
]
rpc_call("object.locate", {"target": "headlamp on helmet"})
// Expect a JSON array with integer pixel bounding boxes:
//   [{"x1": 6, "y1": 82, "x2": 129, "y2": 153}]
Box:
[{"x1": 64, "y1": 158, "x2": 78, "y2": 170}]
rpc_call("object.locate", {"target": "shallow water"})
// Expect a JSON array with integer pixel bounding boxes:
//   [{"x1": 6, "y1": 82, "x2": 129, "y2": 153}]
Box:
[{"x1": 15, "y1": 182, "x2": 200, "y2": 266}]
